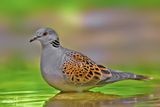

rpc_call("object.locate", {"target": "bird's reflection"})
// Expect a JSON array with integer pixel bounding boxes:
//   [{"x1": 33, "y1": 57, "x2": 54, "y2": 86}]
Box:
[
  {"x1": 43, "y1": 92, "x2": 140, "y2": 107},
  {"x1": 43, "y1": 88, "x2": 160, "y2": 107}
]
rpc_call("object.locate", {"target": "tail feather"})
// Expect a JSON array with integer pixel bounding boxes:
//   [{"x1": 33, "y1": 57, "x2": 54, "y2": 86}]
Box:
[
  {"x1": 133, "y1": 74, "x2": 152, "y2": 80},
  {"x1": 103, "y1": 70, "x2": 152, "y2": 84}
]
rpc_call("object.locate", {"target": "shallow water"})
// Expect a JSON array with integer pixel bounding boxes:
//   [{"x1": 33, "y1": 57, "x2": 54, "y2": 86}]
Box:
[
  {"x1": 44, "y1": 91, "x2": 160, "y2": 107},
  {"x1": 1, "y1": 89, "x2": 160, "y2": 107},
  {"x1": 0, "y1": 59, "x2": 160, "y2": 107}
]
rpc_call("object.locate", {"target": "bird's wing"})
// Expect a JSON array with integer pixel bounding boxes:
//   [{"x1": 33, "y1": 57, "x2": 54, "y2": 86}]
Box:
[{"x1": 61, "y1": 50, "x2": 112, "y2": 86}]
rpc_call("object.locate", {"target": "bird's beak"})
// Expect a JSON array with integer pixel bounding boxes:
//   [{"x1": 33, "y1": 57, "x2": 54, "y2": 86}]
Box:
[{"x1": 29, "y1": 35, "x2": 41, "y2": 42}]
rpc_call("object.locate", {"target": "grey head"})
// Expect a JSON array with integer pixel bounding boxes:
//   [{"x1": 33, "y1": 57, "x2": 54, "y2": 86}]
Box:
[{"x1": 30, "y1": 27, "x2": 60, "y2": 48}]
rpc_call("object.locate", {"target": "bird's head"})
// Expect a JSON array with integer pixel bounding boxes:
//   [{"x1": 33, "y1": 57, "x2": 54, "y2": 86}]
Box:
[{"x1": 30, "y1": 27, "x2": 60, "y2": 47}]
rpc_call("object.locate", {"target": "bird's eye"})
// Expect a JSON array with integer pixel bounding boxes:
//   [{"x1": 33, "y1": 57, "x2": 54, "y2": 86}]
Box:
[{"x1": 43, "y1": 32, "x2": 48, "y2": 36}]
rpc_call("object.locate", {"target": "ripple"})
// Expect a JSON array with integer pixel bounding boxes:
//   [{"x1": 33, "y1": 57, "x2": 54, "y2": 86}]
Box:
[
  {"x1": 0, "y1": 89, "x2": 160, "y2": 107},
  {"x1": 0, "y1": 90, "x2": 58, "y2": 107}
]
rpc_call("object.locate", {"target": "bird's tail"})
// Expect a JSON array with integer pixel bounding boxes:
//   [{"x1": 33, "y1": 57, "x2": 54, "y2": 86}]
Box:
[
  {"x1": 132, "y1": 74, "x2": 151, "y2": 80},
  {"x1": 103, "y1": 70, "x2": 152, "y2": 84}
]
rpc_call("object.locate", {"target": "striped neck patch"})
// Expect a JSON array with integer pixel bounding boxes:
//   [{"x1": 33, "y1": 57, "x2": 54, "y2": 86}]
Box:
[{"x1": 50, "y1": 40, "x2": 60, "y2": 48}]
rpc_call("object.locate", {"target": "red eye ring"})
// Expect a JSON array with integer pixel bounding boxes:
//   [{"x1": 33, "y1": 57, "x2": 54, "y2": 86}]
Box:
[{"x1": 43, "y1": 32, "x2": 48, "y2": 36}]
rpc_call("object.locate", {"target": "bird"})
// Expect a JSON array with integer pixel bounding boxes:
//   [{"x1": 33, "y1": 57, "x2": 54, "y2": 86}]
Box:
[{"x1": 30, "y1": 27, "x2": 150, "y2": 92}]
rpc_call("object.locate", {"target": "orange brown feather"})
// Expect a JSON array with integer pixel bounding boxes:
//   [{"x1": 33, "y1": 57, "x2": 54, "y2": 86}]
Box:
[{"x1": 62, "y1": 51, "x2": 105, "y2": 85}]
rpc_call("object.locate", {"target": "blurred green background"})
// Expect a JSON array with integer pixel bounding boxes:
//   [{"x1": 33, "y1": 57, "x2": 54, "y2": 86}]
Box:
[{"x1": 0, "y1": 0, "x2": 160, "y2": 107}]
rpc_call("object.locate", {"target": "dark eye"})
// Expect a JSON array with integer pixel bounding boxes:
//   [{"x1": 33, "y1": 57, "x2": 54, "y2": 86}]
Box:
[{"x1": 43, "y1": 32, "x2": 48, "y2": 36}]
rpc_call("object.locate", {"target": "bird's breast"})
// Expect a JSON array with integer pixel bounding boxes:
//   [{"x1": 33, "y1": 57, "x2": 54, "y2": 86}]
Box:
[{"x1": 40, "y1": 49, "x2": 65, "y2": 87}]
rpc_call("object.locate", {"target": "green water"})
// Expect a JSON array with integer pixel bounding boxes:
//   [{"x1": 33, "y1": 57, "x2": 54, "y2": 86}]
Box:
[{"x1": 0, "y1": 58, "x2": 160, "y2": 107}]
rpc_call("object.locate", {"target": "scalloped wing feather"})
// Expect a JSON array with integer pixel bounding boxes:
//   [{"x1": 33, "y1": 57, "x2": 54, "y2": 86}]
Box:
[{"x1": 62, "y1": 51, "x2": 111, "y2": 86}]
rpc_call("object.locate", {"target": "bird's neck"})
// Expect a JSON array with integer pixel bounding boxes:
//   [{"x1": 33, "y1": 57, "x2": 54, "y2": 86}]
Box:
[
  {"x1": 41, "y1": 39, "x2": 61, "y2": 49},
  {"x1": 50, "y1": 40, "x2": 60, "y2": 48}
]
